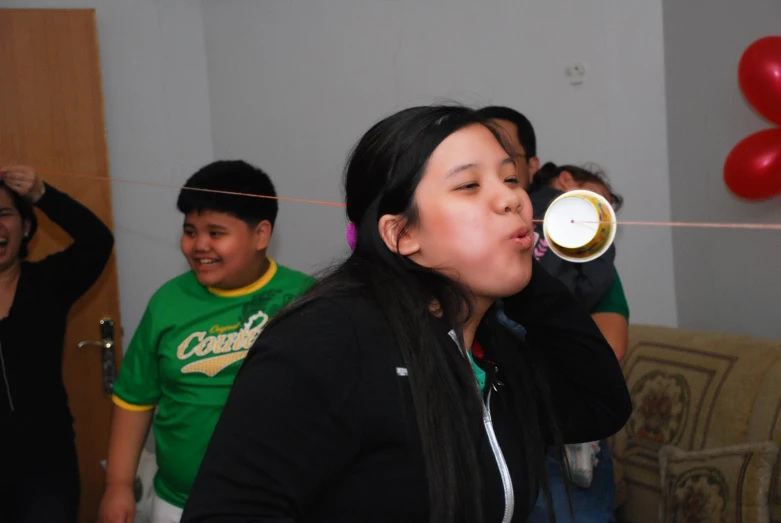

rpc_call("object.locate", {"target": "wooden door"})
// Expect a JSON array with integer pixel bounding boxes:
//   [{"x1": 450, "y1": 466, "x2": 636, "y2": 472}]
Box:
[{"x1": 0, "y1": 9, "x2": 122, "y2": 522}]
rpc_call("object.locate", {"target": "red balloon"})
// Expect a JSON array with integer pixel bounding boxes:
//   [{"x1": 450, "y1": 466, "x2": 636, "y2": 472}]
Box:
[
  {"x1": 738, "y1": 36, "x2": 781, "y2": 125},
  {"x1": 724, "y1": 128, "x2": 781, "y2": 200}
]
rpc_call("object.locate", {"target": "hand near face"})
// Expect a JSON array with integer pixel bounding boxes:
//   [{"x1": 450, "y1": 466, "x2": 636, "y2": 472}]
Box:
[{"x1": 0, "y1": 165, "x2": 45, "y2": 203}]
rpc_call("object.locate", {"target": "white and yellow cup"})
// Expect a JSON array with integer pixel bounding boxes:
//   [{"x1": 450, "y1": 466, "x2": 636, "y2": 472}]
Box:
[{"x1": 542, "y1": 189, "x2": 617, "y2": 263}]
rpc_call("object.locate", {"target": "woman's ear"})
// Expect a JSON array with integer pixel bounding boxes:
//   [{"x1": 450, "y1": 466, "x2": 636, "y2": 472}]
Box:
[
  {"x1": 22, "y1": 219, "x2": 31, "y2": 239},
  {"x1": 378, "y1": 214, "x2": 420, "y2": 256}
]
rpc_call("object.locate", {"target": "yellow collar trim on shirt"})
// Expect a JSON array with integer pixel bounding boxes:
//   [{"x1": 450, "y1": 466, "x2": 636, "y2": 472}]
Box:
[{"x1": 207, "y1": 258, "x2": 278, "y2": 298}]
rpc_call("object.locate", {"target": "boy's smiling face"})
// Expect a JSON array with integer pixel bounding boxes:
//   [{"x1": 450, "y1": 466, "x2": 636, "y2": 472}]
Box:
[{"x1": 181, "y1": 209, "x2": 271, "y2": 290}]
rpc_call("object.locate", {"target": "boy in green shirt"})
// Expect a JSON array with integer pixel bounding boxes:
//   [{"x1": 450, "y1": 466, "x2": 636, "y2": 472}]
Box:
[{"x1": 98, "y1": 161, "x2": 314, "y2": 523}]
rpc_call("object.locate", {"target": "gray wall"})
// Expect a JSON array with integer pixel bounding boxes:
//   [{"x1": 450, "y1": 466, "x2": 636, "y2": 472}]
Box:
[
  {"x1": 663, "y1": 0, "x2": 781, "y2": 339},
  {"x1": 2, "y1": 0, "x2": 684, "y2": 331},
  {"x1": 202, "y1": 0, "x2": 678, "y2": 327}
]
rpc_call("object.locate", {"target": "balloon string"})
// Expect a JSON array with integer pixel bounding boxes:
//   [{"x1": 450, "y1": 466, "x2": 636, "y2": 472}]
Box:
[{"x1": 36, "y1": 169, "x2": 781, "y2": 230}]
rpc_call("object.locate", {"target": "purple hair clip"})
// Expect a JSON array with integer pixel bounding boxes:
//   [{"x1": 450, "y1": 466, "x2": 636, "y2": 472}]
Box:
[{"x1": 346, "y1": 222, "x2": 358, "y2": 251}]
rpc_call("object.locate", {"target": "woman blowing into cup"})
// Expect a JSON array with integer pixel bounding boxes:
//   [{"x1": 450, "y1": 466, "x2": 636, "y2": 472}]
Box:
[
  {"x1": 182, "y1": 106, "x2": 631, "y2": 523},
  {"x1": 0, "y1": 165, "x2": 114, "y2": 523}
]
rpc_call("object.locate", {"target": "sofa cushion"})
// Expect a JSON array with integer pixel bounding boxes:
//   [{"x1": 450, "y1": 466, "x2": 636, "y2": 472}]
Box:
[
  {"x1": 658, "y1": 442, "x2": 779, "y2": 523},
  {"x1": 613, "y1": 325, "x2": 781, "y2": 523}
]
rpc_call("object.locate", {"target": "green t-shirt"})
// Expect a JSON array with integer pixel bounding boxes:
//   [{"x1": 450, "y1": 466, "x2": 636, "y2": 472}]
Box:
[
  {"x1": 112, "y1": 258, "x2": 315, "y2": 508},
  {"x1": 592, "y1": 268, "x2": 630, "y2": 320}
]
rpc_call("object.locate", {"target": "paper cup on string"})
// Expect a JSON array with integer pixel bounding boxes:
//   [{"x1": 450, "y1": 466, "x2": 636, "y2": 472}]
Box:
[{"x1": 542, "y1": 190, "x2": 617, "y2": 263}]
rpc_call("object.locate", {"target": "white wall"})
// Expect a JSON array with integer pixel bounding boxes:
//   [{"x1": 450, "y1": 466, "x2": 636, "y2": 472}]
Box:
[
  {"x1": 1, "y1": 0, "x2": 679, "y2": 331},
  {"x1": 663, "y1": 0, "x2": 781, "y2": 339},
  {"x1": 202, "y1": 0, "x2": 678, "y2": 326},
  {"x1": 0, "y1": 0, "x2": 214, "y2": 341}
]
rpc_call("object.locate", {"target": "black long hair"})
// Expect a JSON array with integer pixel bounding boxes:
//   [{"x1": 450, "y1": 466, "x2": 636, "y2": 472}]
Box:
[{"x1": 271, "y1": 105, "x2": 564, "y2": 522}]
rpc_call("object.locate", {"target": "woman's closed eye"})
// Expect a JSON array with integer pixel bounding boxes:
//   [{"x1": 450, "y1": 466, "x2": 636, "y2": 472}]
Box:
[{"x1": 456, "y1": 177, "x2": 520, "y2": 191}]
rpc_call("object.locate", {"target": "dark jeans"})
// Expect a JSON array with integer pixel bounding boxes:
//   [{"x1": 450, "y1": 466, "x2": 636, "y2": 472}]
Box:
[
  {"x1": 527, "y1": 439, "x2": 616, "y2": 523},
  {"x1": 1, "y1": 427, "x2": 81, "y2": 523}
]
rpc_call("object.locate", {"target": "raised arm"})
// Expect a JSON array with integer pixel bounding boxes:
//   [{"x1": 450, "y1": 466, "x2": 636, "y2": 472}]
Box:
[
  {"x1": 502, "y1": 259, "x2": 631, "y2": 443},
  {"x1": 537, "y1": 244, "x2": 616, "y2": 312},
  {"x1": 570, "y1": 244, "x2": 616, "y2": 311},
  {"x1": 1, "y1": 165, "x2": 114, "y2": 306}
]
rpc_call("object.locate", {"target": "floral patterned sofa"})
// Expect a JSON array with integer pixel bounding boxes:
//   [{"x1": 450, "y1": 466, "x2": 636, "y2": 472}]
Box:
[{"x1": 610, "y1": 325, "x2": 781, "y2": 523}]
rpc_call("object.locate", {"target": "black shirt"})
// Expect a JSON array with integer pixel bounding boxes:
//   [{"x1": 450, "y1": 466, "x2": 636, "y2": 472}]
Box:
[
  {"x1": 182, "y1": 260, "x2": 631, "y2": 522},
  {"x1": 0, "y1": 183, "x2": 114, "y2": 439}
]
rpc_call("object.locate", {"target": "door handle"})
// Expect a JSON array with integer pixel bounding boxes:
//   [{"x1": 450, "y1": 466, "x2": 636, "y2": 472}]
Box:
[{"x1": 78, "y1": 317, "x2": 117, "y2": 395}]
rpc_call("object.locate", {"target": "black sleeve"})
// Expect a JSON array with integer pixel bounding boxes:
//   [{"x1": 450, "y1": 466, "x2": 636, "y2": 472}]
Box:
[
  {"x1": 33, "y1": 183, "x2": 114, "y2": 307},
  {"x1": 570, "y1": 244, "x2": 616, "y2": 311},
  {"x1": 536, "y1": 242, "x2": 616, "y2": 313},
  {"x1": 182, "y1": 300, "x2": 364, "y2": 522},
  {"x1": 502, "y1": 259, "x2": 631, "y2": 443}
]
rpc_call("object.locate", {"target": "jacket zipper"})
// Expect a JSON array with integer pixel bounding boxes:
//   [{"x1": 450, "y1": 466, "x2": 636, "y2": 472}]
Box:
[
  {"x1": 448, "y1": 330, "x2": 514, "y2": 523},
  {"x1": 485, "y1": 385, "x2": 514, "y2": 523},
  {"x1": 0, "y1": 340, "x2": 14, "y2": 411}
]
